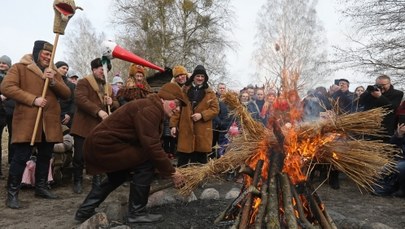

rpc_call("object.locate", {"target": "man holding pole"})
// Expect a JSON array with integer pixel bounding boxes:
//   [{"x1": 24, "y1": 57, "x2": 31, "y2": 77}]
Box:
[
  {"x1": 70, "y1": 57, "x2": 119, "y2": 194},
  {"x1": 1, "y1": 40, "x2": 71, "y2": 209}
]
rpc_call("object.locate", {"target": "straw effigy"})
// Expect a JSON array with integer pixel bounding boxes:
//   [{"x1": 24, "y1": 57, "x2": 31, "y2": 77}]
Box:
[{"x1": 177, "y1": 92, "x2": 399, "y2": 195}]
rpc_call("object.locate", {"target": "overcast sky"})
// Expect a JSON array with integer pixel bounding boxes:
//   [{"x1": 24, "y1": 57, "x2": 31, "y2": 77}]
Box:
[{"x1": 0, "y1": 0, "x2": 363, "y2": 89}]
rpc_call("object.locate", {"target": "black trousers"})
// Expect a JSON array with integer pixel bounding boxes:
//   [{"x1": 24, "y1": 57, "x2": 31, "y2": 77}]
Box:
[
  {"x1": 73, "y1": 135, "x2": 85, "y2": 175},
  {"x1": 9, "y1": 140, "x2": 54, "y2": 179},
  {"x1": 176, "y1": 151, "x2": 208, "y2": 167}
]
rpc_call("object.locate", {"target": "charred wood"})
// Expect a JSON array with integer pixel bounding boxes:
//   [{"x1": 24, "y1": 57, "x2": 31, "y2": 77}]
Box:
[
  {"x1": 290, "y1": 183, "x2": 316, "y2": 229},
  {"x1": 308, "y1": 184, "x2": 338, "y2": 229},
  {"x1": 240, "y1": 160, "x2": 264, "y2": 229},
  {"x1": 265, "y1": 149, "x2": 284, "y2": 229},
  {"x1": 255, "y1": 181, "x2": 268, "y2": 229},
  {"x1": 303, "y1": 182, "x2": 332, "y2": 229},
  {"x1": 239, "y1": 164, "x2": 255, "y2": 177}
]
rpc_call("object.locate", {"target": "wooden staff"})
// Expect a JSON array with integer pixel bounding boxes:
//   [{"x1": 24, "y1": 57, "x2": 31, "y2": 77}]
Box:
[
  {"x1": 30, "y1": 0, "x2": 81, "y2": 146},
  {"x1": 102, "y1": 56, "x2": 111, "y2": 114}
]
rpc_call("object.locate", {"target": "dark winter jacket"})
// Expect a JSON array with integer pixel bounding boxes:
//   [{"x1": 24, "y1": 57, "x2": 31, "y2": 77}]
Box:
[
  {"x1": 360, "y1": 85, "x2": 403, "y2": 136},
  {"x1": 332, "y1": 90, "x2": 354, "y2": 114},
  {"x1": 59, "y1": 75, "x2": 76, "y2": 125},
  {"x1": 83, "y1": 93, "x2": 176, "y2": 177}
]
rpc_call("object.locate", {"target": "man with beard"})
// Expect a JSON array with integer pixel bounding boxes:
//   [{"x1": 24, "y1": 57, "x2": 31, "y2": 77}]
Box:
[
  {"x1": 70, "y1": 58, "x2": 119, "y2": 194},
  {"x1": 1, "y1": 40, "x2": 71, "y2": 209}
]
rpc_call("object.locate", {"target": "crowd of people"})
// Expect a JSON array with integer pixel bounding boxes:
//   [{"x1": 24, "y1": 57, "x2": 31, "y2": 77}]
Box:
[{"x1": 1, "y1": 39, "x2": 405, "y2": 225}]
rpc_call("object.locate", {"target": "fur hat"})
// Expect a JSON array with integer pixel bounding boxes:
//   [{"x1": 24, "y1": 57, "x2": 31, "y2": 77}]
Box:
[
  {"x1": 55, "y1": 61, "x2": 68, "y2": 69},
  {"x1": 158, "y1": 83, "x2": 186, "y2": 106},
  {"x1": 172, "y1": 65, "x2": 188, "y2": 78},
  {"x1": 129, "y1": 64, "x2": 145, "y2": 76},
  {"x1": 32, "y1": 40, "x2": 53, "y2": 63},
  {"x1": 90, "y1": 58, "x2": 111, "y2": 71},
  {"x1": 0, "y1": 55, "x2": 12, "y2": 68}
]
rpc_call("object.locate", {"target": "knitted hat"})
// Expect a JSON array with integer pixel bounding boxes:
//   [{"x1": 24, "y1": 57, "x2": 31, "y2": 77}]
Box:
[
  {"x1": 158, "y1": 83, "x2": 186, "y2": 106},
  {"x1": 90, "y1": 57, "x2": 111, "y2": 71},
  {"x1": 129, "y1": 64, "x2": 146, "y2": 77},
  {"x1": 112, "y1": 75, "x2": 124, "y2": 85},
  {"x1": 0, "y1": 55, "x2": 12, "y2": 67},
  {"x1": 172, "y1": 65, "x2": 188, "y2": 78},
  {"x1": 32, "y1": 40, "x2": 53, "y2": 63},
  {"x1": 185, "y1": 65, "x2": 209, "y2": 88},
  {"x1": 55, "y1": 61, "x2": 69, "y2": 69},
  {"x1": 68, "y1": 71, "x2": 79, "y2": 79}
]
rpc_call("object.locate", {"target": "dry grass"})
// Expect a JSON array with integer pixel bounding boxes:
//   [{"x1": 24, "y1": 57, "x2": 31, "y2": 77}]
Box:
[{"x1": 177, "y1": 92, "x2": 399, "y2": 195}]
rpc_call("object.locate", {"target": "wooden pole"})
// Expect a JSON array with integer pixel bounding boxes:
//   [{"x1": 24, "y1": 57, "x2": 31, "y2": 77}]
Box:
[
  {"x1": 240, "y1": 160, "x2": 264, "y2": 229},
  {"x1": 290, "y1": 183, "x2": 316, "y2": 229},
  {"x1": 102, "y1": 60, "x2": 111, "y2": 114},
  {"x1": 279, "y1": 173, "x2": 298, "y2": 229},
  {"x1": 30, "y1": 34, "x2": 59, "y2": 146}
]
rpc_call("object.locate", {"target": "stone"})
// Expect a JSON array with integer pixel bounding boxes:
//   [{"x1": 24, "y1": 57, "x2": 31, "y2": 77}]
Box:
[
  {"x1": 225, "y1": 187, "x2": 240, "y2": 199},
  {"x1": 200, "y1": 188, "x2": 220, "y2": 200},
  {"x1": 77, "y1": 212, "x2": 109, "y2": 229}
]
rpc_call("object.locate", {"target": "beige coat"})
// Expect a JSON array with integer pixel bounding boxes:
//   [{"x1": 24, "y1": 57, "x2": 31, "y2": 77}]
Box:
[
  {"x1": 0, "y1": 54, "x2": 71, "y2": 143},
  {"x1": 170, "y1": 86, "x2": 219, "y2": 153}
]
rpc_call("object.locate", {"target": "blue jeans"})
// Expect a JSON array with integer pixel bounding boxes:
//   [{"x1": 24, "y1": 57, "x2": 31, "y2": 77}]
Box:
[{"x1": 372, "y1": 159, "x2": 405, "y2": 195}]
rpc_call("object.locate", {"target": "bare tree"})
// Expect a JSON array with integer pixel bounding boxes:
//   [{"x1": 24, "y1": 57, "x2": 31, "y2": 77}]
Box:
[
  {"x1": 111, "y1": 0, "x2": 234, "y2": 82},
  {"x1": 62, "y1": 15, "x2": 106, "y2": 78},
  {"x1": 254, "y1": 0, "x2": 329, "y2": 92},
  {"x1": 334, "y1": 0, "x2": 405, "y2": 87}
]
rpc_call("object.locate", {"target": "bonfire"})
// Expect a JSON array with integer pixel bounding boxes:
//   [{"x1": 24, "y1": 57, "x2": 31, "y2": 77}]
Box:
[{"x1": 174, "y1": 67, "x2": 398, "y2": 228}]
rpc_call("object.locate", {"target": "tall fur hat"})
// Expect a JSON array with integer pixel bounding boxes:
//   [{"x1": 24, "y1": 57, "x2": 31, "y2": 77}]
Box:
[
  {"x1": 158, "y1": 83, "x2": 186, "y2": 106},
  {"x1": 90, "y1": 57, "x2": 111, "y2": 71},
  {"x1": 172, "y1": 65, "x2": 188, "y2": 78},
  {"x1": 129, "y1": 64, "x2": 146, "y2": 76},
  {"x1": 32, "y1": 40, "x2": 53, "y2": 63}
]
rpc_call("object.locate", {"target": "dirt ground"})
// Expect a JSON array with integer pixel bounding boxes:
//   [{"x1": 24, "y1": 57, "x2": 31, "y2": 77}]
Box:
[
  {"x1": 0, "y1": 162, "x2": 405, "y2": 229},
  {"x1": 0, "y1": 123, "x2": 404, "y2": 229}
]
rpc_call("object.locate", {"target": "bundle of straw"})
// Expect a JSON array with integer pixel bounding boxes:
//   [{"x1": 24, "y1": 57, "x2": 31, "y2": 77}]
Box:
[
  {"x1": 319, "y1": 140, "x2": 398, "y2": 191},
  {"x1": 296, "y1": 107, "x2": 389, "y2": 139},
  {"x1": 176, "y1": 92, "x2": 399, "y2": 195}
]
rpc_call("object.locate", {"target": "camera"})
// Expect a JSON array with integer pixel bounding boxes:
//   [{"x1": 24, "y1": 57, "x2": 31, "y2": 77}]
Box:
[{"x1": 366, "y1": 84, "x2": 382, "y2": 92}]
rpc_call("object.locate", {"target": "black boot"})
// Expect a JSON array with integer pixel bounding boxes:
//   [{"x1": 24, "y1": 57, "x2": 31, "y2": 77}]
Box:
[
  {"x1": 127, "y1": 183, "x2": 162, "y2": 224},
  {"x1": 75, "y1": 179, "x2": 119, "y2": 222},
  {"x1": 329, "y1": 170, "x2": 340, "y2": 190},
  {"x1": 92, "y1": 175, "x2": 102, "y2": 188},
  {"x1": 6, "y1": 175, "x2": 21, "y2": 209},
  {"x1": 35, "y1": 170, "x2": 59, "y2": 199},
  {"x1": 73, "y1": 169, "x2": 83, "y2": 194}
]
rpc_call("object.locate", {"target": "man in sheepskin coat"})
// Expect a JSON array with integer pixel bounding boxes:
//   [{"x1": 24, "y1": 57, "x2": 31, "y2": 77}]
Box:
[
  {"x1": 1, "y1": 40, "x2": 71, "y2": 209},
  {"x1": 75, "y1": 82, "x2": 186, "y2": 224}
]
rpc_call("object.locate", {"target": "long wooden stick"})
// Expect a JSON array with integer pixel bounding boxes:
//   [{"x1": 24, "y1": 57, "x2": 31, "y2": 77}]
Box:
[
  {"x1": 240, "y1": 160, "x2": 264, "y2": 229},
  {"x1": 279, "y1": 173, "x2": 298, "y2": 229},
  {"x1": 30, "y1": 34, "x2": 60, "y2": 146},
  {"x1": 102, "y1": 61, "x2": 111, "y2": 114}
]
